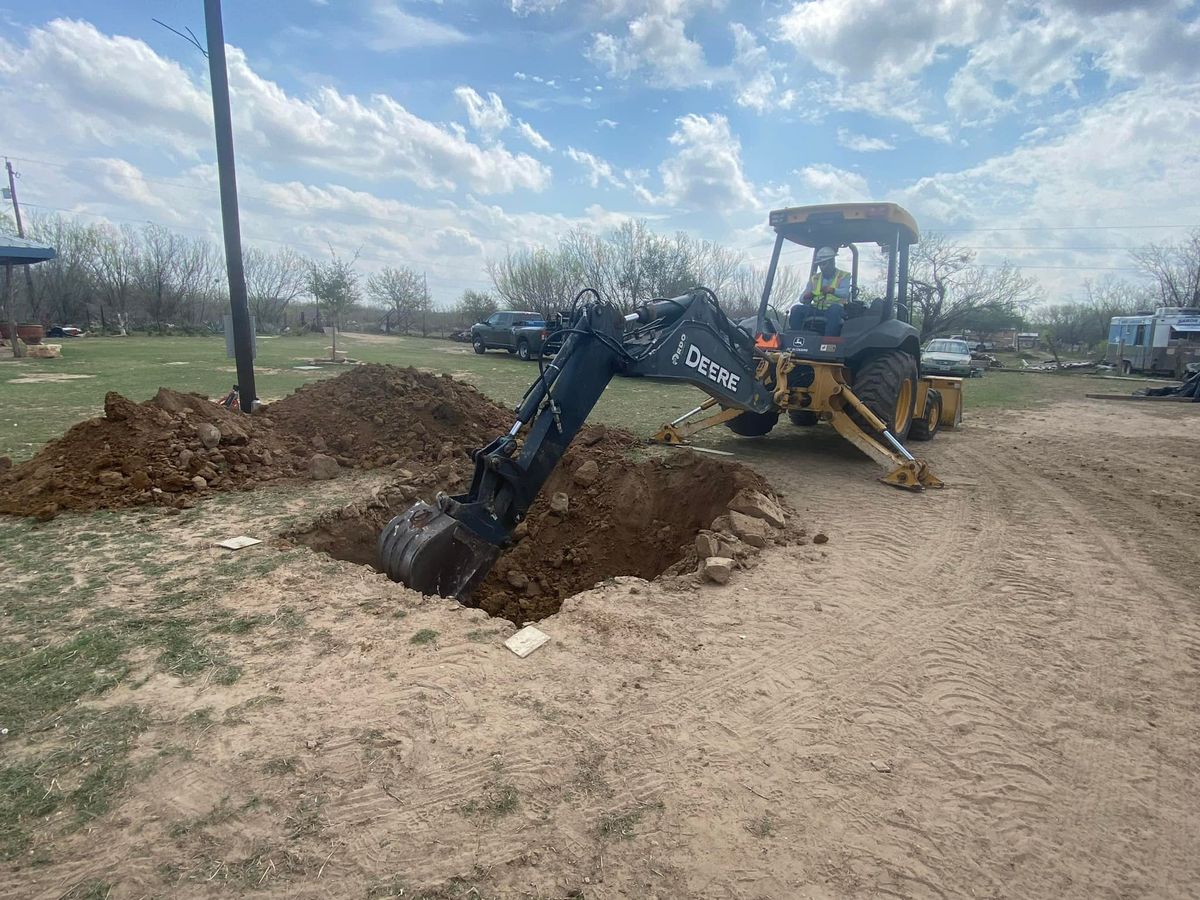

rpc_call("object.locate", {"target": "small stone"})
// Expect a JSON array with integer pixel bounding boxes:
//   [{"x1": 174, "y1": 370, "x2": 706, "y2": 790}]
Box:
[
  {"x1": 308, "y1": 453, "x2": 340, "y2": 480},
  {"x1": 727, "y1": 488, "x2": 785, "y2": 528},
  {"x1": 573, "y1": 459, "x2": 601, "y2": 487},
  {"x1": 178, "y1": 449, "x2": 194, "y2": 469},
  {"x1": 513, "y1": 521, "x2": 529, "y2": 542},
  {"x1": 507, "y1": 570, "x2": 529, "y2": 590},
  {"x1": 579, "y1": 426, "x2": 605, "y2": 446},
  {"x1": 702, "y1": 556, "x2": 734, "y2": 584},
  {"x1": 97, "y1": 470, "x2": 124, "y2": 487},
  {"x1": 129, "y1": 471, "x2": 151, "y2": 490},
  {"x1": 191, "y1": 475, "x2": 208, "y2": 491},
  {"x1": 261, "y1": 449, "x2": 273, "y2": 466},
  {"x1": 813, "y1": 533, "x2": 829, "y2": 545},
  {"x1": 549, "y1": 492, "x2": 570, "y2": 515},
  {"x1": 728, "y1": 510, "x2": 769, "y2": 548},
  {"x1": 695, "y1": 532, "x2": 720, "y2": 558},
  {"x1": 311, "y1": 435, "x2": 328, "y2": 452},
  {"x1": 870, "y1": 760, "x2": 892, "y2": 774},
  {"x1": 196, "y1": 422, "x2": 221, "y2": 449}
]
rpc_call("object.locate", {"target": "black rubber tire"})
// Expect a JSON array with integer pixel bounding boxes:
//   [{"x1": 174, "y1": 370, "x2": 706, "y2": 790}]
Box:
[
  {"x1": 472, "y1": 337, "x2": 486, "y2": 354},
  {"x1": 516, "y1": 340, "x2": 531, "y2": 361},
  {"x1": 850, "y1": 351, "x2": 919, "y2": 440},
  {"x1": 788, "y1": 410, "x2": 820, "y2": 427},
  {"x1": 909, "y1": 390, "x2": 942, "y2": 442},
  {"x1": 725, "y1": 410, "x2": 780, "y2": 437}
]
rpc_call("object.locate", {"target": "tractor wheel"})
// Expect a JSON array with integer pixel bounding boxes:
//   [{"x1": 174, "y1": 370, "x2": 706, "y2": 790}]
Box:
[
  {"x1": 725, "y1": 410, "x2": 779, "y2": 437},
  {"x1": 472, "y1": 337, "x2": 486, "y2": 354},
  {"x1": 909, "y1": 389, "x2": 942, "y2": 442},
  {"x1": 850, "y1": 351, "x2": 918, "y2": 440},
  {"x1": 517, "y1": 340, "x2": 532, "y2": 361},
  {"x1": 788, "y1": 410, "x2": 820, "y2": 427}
]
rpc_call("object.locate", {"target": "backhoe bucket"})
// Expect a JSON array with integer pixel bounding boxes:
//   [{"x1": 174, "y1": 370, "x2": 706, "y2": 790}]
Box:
[{"x1": 378, "y1": 501, "x2": 501, "y2": 602}]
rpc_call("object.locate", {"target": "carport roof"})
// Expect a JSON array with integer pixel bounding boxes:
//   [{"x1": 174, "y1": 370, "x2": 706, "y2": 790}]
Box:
[{"x1": 0, "y1": 235, "x2": 56, "y2": 266}]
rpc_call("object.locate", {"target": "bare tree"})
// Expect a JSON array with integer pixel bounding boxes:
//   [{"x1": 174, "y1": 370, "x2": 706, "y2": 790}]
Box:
[
  {"x1": 92, "y1": 225, "x2": 140, "y2": 333},
  {"x1": 1131, "y1": 230, "x2": 1200, "y2": 308},
  {"x1": 307, "y1": 249, "x2": 360, "y2": 357},
  {"x1": 24, "y1": 214, "x2": 99, "y2": 324},
  {"x1": 456, "y1": 289, "x2": 499, "y2": 326},
  {"x1": 135, "y1": 225, "x2": 187, "y2": 333},
  {"x1": 367, "y1": 265, "x2": 426, "y2": 334},
  {"x1": 244, "y1": 245, "x2": 308, "y2": 328},
  {"x1": 488, "y1": 246, "x2": 582, "y2": 321},
  {"x1": 905, "y1": 232, "x2": 1038, "y2": 340}
]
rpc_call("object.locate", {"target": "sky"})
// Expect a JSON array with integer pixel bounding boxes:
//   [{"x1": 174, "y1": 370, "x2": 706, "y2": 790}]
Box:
[{"x1": 1, "y1": 0, "x2": 1199, "y2": 307}]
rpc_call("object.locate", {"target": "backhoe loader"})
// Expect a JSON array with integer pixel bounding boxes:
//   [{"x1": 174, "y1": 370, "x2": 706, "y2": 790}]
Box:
[{"x1": 380, "y1": 202, "x2": 963, "y2": 601}]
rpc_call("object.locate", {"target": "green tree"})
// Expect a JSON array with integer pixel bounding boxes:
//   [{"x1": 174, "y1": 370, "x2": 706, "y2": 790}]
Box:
[
  {"x1": 306, "y1": 250, "x2": 360, "y2": 358},
  {"x1": 456, "y1": 289, "x2": 499, "y2": 326}
]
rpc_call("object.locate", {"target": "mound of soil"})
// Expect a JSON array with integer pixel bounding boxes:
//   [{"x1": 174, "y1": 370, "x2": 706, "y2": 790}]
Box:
[
  {"x1": 266, "y1": 364, "x2": 512, "y2": 470},
  {"x1": 0, "y1": 366, "x2": 518, "y2": 520},
  {"x1": 0, "y1": 389, "x2": 309, "y2": 520}
]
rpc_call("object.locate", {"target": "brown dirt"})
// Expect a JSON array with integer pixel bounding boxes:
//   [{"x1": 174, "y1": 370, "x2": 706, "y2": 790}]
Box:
[
  {"x1": 5, "y1": 398, "x2": 1200, "y2": 898},
  {"x1": 290, "y1": 442, "x2": 779, "y2": 622},
  {"x1": 0, "y1": 365, "x2": 513, "y2": 520}
]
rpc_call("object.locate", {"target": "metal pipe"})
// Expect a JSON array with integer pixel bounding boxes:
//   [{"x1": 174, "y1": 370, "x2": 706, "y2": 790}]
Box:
[
  {"x1": 203, "y1": 0, "x2": 256, "y2": 414},
  {"x1": 669, "y1": 397, "x2": 718, "y2": 427},
  {"x1": 881, "y1": 429, "x2": 916, "y2": 461}
]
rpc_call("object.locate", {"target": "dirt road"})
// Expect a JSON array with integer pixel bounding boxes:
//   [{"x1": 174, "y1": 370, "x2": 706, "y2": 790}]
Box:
[{"x1": 6, "y1": 397, "x2": 1199, "y2": 899}]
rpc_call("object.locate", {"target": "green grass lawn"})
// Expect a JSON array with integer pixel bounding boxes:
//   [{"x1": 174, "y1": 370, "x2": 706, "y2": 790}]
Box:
[{"x1": 0, "y1": 332, "x2": 1107, "y2": 462}]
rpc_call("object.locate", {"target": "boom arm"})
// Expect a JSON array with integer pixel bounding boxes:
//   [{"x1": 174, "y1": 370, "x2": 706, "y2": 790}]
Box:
[{"x1": 379, "y1": 288, "x2": 767, "y2": 600}]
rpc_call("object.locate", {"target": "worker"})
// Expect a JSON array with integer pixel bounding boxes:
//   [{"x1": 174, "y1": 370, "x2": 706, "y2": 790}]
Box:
[{"x1": 789, "y1": 246, "x2": 851, "y2": 336}]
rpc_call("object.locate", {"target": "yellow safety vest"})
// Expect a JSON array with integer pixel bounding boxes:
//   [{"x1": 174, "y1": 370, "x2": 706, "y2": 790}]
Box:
[{"x1": 809, "y1": 270, "x2": 849, "y2": 309}]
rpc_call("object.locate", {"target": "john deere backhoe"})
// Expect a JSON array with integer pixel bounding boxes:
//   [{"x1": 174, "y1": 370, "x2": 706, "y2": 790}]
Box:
[{"x1": 380, "y1": 202, "x2": 963, "y2": 600}]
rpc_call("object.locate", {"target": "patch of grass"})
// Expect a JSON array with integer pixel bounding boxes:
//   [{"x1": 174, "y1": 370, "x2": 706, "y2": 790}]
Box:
[
  {"x1": 461, "y1": 783, "x2": 519, "y2": 819},
  {"x1": 0, "y1": 630, "x2": 129, "y2": 736},
  {"x1": 597, "y1": 800, "x2": 664, "y2": 841},
  {"x1": 465, "y1": 628, "x2": 499, "y2": 642},
  {"x1": 60, "y1": 880, "x2": 114, "y2": 900},
  {"x1": 410, "y1": 628, "x2": 439, "y2": 646},
  {"x1": 262, "y1": 757, "x2": 298, "y2": 776},
  {"x1": 746, "y1": 813, "x2": 775, "y2": 838},
  {"x1": 0, "y1": 705, "x2": 150, "y2": 862}
]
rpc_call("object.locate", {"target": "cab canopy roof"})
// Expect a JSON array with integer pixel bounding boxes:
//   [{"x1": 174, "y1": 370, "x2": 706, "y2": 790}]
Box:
[{"x1": 768, "y1": 202, "x2": 919, "y2": 249}]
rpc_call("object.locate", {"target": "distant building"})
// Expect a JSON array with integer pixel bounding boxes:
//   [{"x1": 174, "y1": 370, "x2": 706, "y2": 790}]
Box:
[{"x1": 1016, "y1": 332, "x2": 1041, "y2": 350}]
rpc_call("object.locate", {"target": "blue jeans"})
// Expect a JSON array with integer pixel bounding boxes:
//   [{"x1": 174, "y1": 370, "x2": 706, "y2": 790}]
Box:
[{"x1": 792, "y1": 302, "x2": 844, "y2": 337}]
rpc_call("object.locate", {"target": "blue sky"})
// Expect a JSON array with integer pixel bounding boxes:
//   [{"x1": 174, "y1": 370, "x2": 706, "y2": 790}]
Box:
[{"x1": 2, "y1": 0, "x2": 1199, "y2": 303}]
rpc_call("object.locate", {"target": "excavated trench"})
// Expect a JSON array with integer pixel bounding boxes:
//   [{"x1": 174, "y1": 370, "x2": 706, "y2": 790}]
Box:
[{"x1": 289, "y1": 451, "x2": 769, "y2": 623}]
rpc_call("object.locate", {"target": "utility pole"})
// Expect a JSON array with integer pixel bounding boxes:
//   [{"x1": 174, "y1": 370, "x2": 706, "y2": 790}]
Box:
[
  {"x1": 202, "y1": 0, "x2": 256, "y2": 413},
  {"x1": 422, "y1": 272, "x2": 429, "y2": 337},
  {"x1": 4, "y1": 159, "x2": 30, "y2": 359}
]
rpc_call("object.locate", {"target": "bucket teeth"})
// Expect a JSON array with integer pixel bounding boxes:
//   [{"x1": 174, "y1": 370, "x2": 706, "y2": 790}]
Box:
[{"x1": 378, "y1": 501, "x2": 501, "y2": 601}]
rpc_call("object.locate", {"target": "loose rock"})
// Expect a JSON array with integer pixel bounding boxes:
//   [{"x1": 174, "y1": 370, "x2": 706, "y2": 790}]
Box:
[
  {"x1": 727, "y1": 488, "x2": 785, "y2": 528},
  {"x1": 196, "y1": 422, "x2": 221, "y2": 449},
  {"x1": 813, "y1": 532, "x2": 829, "y2": 545},
  {"x1": 97, "y1": 470, "x2": 124, "y2": 487},
  {"x1": 702, "y1": 556, "x2": 735, "y2": 584},
  {"x1": 728, "y1": 510, "x2": 769, "y2": 548},
  {"x1": 191, "y1": 475, "x2": 208, "y2": 491},
  {"x1": 550, "y1": 492, "x2": 570, "y2": 515},
  {"x1": 574, "y1": 459, "x2": 601, "y2": 487},
  {"x1": 308, "y1": 454, "x2": 340, "y2": 480}
]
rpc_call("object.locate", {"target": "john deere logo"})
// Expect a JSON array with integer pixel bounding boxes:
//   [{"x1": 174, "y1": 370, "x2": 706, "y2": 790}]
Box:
[{"x1": 791, "y1": 336, "x2": 806, "y2": 349}]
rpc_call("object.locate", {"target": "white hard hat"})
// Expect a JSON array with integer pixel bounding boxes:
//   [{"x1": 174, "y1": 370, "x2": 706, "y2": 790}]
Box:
[{"x1": 815, "y1": 246, "x2": 837, "y2": 263}]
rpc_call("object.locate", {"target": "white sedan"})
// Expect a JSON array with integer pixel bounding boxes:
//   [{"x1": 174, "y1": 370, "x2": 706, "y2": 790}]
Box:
[{"x1": 921, "y1": 339, "x2": 975, "y2": 377}]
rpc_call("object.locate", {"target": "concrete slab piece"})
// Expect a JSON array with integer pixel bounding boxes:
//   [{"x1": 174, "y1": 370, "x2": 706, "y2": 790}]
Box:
[{"x1": 504, "y1": 625, "x2": 550, "y2": 658}]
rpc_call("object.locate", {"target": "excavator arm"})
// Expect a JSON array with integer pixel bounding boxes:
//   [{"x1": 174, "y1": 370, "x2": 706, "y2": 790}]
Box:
[{"x1": 379, "y1": 289, "x2": 770, "y2": 600}]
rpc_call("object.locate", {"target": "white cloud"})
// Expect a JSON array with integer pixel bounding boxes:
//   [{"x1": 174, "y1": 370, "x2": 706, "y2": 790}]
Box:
[
  {"x1": 597, "y1": 118, "x2": 619, "y2": 128},
  {"x1": 637, "y1": 114, "x2": 759, "y2": 214},
  {"x1": 362, "y1": 0, "x2": 469, "y2": 50},
  {"x1": 795, "y1": 164, "x2": 870, "y2": 202},
  {"x1": 2, "y1": 20, "x2": 548, "y2": 196},
  {"x1": 730, "y1": 23, "x2": 799, "y2": 113},
  {"x1": 836, "y1": 129, "x2": 895, "y2": 152},
  {"x1": 516, "y1": 120, "x2": 553, "y2": 152},
  {"x1": 454, "y1": 86, "x2": 511, "y2": 136},
  {"x1": 588, "y1": 6, "x2": 720, "y2": 89},
  {"x1": 565, "y1": 147, "x2": 625, "y2": 188},
  {"x1": 510, "y1": 0, "x2": 564, "y2": 14}
]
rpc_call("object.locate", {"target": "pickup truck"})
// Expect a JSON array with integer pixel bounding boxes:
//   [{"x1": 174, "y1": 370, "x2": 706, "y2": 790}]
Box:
[{"x1": 470, "y1": 310, "x2": 562, "y2": 360}]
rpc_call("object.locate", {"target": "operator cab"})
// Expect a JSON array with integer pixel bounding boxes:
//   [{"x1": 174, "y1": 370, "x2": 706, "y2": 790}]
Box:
[{"x1": 755, "y1": 202, "x2": 921, "y2": 364}]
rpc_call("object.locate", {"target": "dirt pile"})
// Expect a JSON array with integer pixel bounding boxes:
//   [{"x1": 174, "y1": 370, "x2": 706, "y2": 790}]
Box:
[
  {"x1": 0, "y1": 389, "x2": 310, "y2": 520},
  {"x1": 266, "y1": 364, "x2": 512, "y2": 470},
  {"x1": 0, "y1": 366, "x2": 517, "y2": 520},
  {"x1": 290, "y1": 438, "x2": 788, "y2": 623}
]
